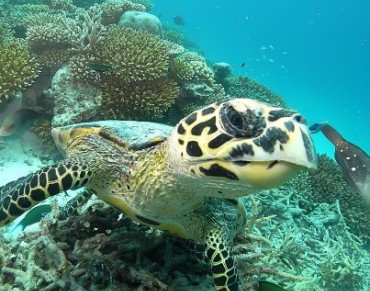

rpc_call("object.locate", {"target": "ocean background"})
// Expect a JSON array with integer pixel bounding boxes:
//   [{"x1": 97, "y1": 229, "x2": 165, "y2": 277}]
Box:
[{"x1": 153, "y1": 0, "x2": 370, "y2": 157}]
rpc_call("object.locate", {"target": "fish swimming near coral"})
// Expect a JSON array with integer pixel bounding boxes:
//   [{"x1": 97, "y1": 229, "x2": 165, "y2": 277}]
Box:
[
  {"x1": 87, "y1": 63, "x2": 116, "y2": 73},
  {"x1": 10, "y1": 204, "x2": 52, "y2": 234},
  {"x1": 173, "y1": 15, "x2": 185, "y2": 25},
  {"x1": 310, "y1": 122, "x2": 370, "y2": 201},
  {"x1": 0, "y1": 108, "x2": 39, "y2": 137}
]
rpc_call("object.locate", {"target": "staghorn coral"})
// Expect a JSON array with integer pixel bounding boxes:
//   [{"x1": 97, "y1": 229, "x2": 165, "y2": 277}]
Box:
[
  {"x1": 227, "y1": 76, "x2": 287, "y2": 108},
  {"x1": 100, "y1": 77, "x2": 180, "y2": 120},
  {"x1": 62, "y1": 6, "x2": 106, "y2": 53},
  {"x1": 169, "y1": 51, "x2": 214, "y2": 86},
  {"x1": 100, "y1": 0, "x2": 146, "y2": 25},
  {"x1": 0, "y1": 39, "x2": 40, "y2": 104},
  {"x1": 97, "y1": 27, "x2": 169, "y2": 83}
]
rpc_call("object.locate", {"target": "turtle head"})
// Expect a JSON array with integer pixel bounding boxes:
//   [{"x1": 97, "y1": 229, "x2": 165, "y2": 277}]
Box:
[{"x1": 168, "y1": 98, "x2": 317, "y2": 195}]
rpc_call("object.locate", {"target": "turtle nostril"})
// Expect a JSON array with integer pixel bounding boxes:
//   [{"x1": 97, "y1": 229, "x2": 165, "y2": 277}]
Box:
[{"x1": 294, "y1": 114, "x2": 306, "y2": 124}]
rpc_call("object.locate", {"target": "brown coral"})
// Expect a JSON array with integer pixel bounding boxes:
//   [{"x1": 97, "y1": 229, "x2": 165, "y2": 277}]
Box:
[
  {"x1": 26, "y1": 15, "x2": 72, "y2": 69},
  {"x1": 169, "y1": 51, "x2": 214, "y2": 86},
  {"x1": 227, "y1": 76, "x2": 287, "y2": 108},
  {"x1": 97, "y1": 27, "x2": 169, "y2": 83},
  {"x1": 0, "y1": 39, "x2": 40, "y2": 104},
  {"x1": 100, "y1": 77, "x2": 179, "y2": 120}
]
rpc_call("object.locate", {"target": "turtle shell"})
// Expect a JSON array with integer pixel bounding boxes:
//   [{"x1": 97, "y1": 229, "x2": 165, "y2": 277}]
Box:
[{"x1": 51, "y1": 120, "x2": 173, "y2": 155}]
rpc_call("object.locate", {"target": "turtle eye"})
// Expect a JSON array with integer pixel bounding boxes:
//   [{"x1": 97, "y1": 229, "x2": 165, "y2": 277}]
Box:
[
  {"x1": 227, "y1": 109, "x2": 243, "y2": 129},
  {"x1": 221, "y1": 104, "x2": 266, "y2": 138}
]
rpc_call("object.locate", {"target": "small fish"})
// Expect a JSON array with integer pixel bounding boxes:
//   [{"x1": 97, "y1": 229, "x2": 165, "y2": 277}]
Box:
[
  {"x1": 11, "y1": 204, "x2": 52, "y2": 232},
  {"x1": 241, "y1": 62, "x2": 246, "y2": 67},
  {"x1": 310, "y1": 122, "x2": 370, "y2": 201},
  {"x1": 0, "y1": 108, "x2": 39, "y2": 137},
  {"x1": 87, "y1": 63, "x2": 116, "y2": 73},
  {"x1": 173, "y1": 15, "x2": 185, "y2": 25}
]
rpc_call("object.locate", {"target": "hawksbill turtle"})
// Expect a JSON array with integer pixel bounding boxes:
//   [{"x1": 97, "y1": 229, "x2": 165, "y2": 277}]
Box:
[{"x1": 0, "y1": 98, "x2": 317, "y2": 290}]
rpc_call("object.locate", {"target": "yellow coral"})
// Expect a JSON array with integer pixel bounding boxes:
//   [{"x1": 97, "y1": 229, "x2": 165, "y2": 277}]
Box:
[
  {"x1": 100, "y1": 77, "x2": 179, "y2": 120},
  {"x1": 169, "y1": 51, "x2": 214, "y2": 85},
  {"x1": 0, "y1": 40, "x2": 40, "y2": 103},
  {"x1": 97, "y1": 27, "x2": 169, "y2": 82},
  {"x1": 26, "y1": 19, "x2": 72, "y2": 68}
]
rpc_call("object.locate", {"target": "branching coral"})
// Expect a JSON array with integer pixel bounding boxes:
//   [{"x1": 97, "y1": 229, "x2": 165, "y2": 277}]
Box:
[
  {"x1": 0, "y1": 18, "x2": 13, "y2": 43},
  {"x1": 169, "y1": 51, "x2": 214, "y2": 86},
  {"x1": 26, "y1": 14, "x2": 72, "y2": 68},
  {"x1": 308, "y1": 154, "x2": 370, "y2": 242},
  {"x1": 97, "y1": 27, "x2": 169, "y2": 82},
  {"x1": 100, "y1": 77, "x2": 180, "y2": 120},
  {"x1": 163, "y1": 29, "x2": 184, "y2": 45},
  {"x1": 227, "y1": 76, "x2": 287, "y2": 108},
  {"x1": 0, "y1": 39, "x2": 40, "y2": 103},
  {"x1": 40, "y1": 0, "x2": 77, "y2": 13},
  {"x1": 62, "y1": 6, "x2": 106, "y2": 53},
  {"x1": 1, "y1": 234, "x2": 67, "y2": 289}
]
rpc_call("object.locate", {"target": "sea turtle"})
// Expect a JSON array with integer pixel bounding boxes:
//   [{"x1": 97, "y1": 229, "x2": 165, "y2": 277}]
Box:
[{"x1": 0, "y1": 98, "x2": 317, "y2": 290}]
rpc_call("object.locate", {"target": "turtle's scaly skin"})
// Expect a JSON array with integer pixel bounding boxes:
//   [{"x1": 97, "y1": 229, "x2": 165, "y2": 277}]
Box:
[{"x1": 0, "y1": 98, "x2": 317, "y2": 290}]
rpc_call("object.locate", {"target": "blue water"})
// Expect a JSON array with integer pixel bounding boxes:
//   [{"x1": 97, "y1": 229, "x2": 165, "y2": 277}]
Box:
[{"x1": 153, "y1": 0, "x2": 370, "y2": 157}]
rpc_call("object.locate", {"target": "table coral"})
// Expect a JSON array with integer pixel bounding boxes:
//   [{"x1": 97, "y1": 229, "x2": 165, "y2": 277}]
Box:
[{"x1": 0, "y1": 39, "x2": 40, "y2": 104}]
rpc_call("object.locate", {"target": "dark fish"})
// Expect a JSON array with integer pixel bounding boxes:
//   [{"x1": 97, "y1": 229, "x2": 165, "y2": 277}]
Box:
[
  {"x1": 11, "y1": 204, "x2": 52, "y2": 232},
  {"x1": 258, "y1": 280, "x2": 286, "y2": 291},
  {"x1": 87, "y1": 63, "x2": 116, "y2": 73},
  {"x1": 310, "y1": 122, "x2": 370, "y2": 201},
  {"x1": 241, "y1": 63, "x2": 246, "y2": 67},
  {"x1": 173, "y1": 15, "x2": 185, "y2": 25},
  {"x1": 0, "y1": 108, "x2": 39, "y2": 137}
]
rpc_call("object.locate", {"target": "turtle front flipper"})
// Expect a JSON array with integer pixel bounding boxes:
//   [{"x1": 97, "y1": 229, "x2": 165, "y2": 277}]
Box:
[
  {"x1": 204, "y1": 228, "x2": 241, "y2": 291},
  {"x1": 0, "y1": 160, "x2": 93, "y2": 226}
]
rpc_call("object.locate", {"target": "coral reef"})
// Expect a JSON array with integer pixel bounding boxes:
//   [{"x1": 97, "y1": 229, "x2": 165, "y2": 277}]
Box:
[
  {"x1": 100, "y1": 0, "x2": 146, "y2": 26},
  {"x1": 227, "y1": 76, "x2": 287, "y2": 108},
  {"x1": 213, "y1": 62, "x2": 233, "y2": 91},
  {"x1": 97, "y1": 27, "x2": 169, "y2": 82},
  {"x1": 45, "y1": 66, "x2": 101, "y2": 126},
  {"x1": 0, "y1": 39, "x2": 40, "y2": 104},
  {"x1": 118, "y1": 10, "x2": 162, "y2": 36},
  {"x1": 26, "y1": 13, "x2": 72, "y2": 69},
  {"x1": 169, "y1": 51, "x2": 214, "y2": 86},
  {"x1": 308, "y1": 155, "x2": 370, "y2": 242},
  {"x1": 163, "y1": 28, "x2": 184, "y2": 45},
  {"x1": 100, "y1": 77, "x2": 180, "y2": 120},
  {"x1": 0, "y1": 200, "x2": 213, "y2": 290},
  {"x1": 0, "y1": 18, "x2": 13, "y2": 42}
]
